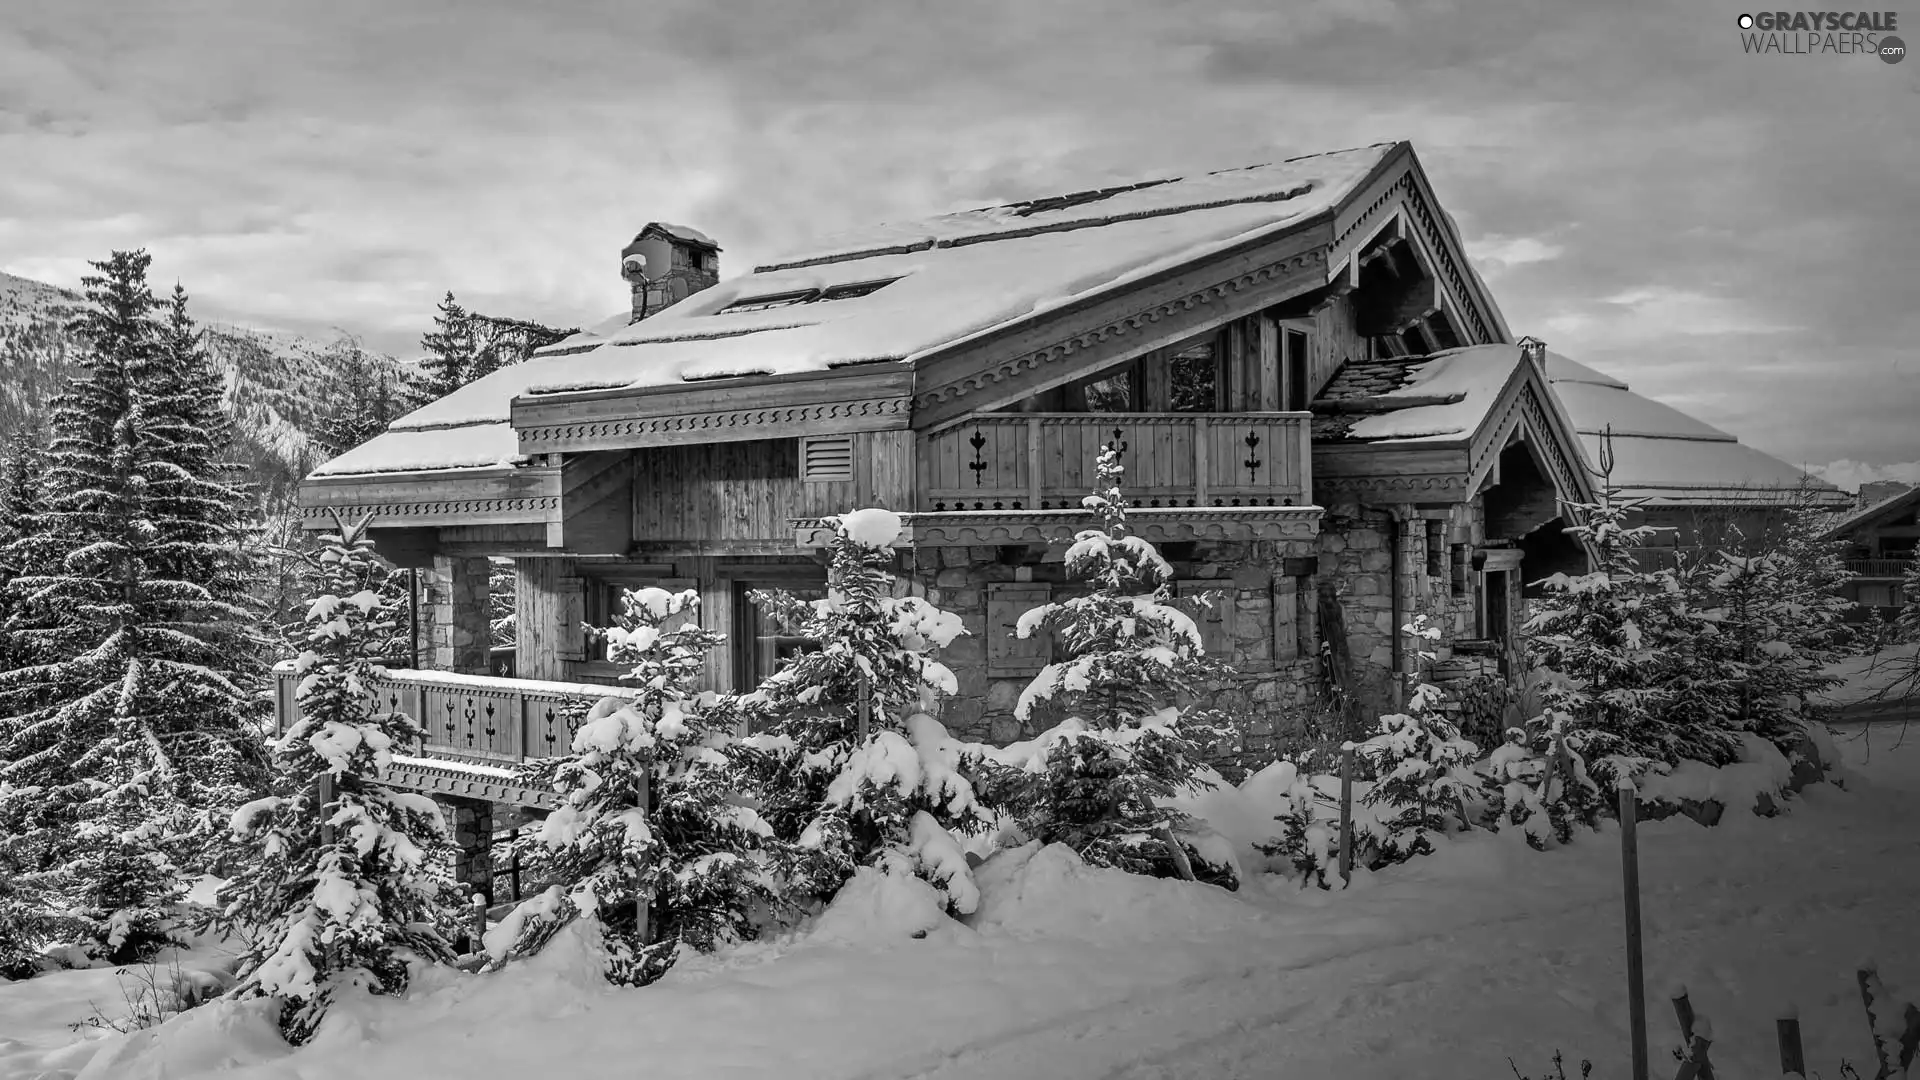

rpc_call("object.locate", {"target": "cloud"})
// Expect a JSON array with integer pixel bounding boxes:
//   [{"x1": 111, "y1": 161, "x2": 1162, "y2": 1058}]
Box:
[
  {"x1": 2, "y1": 0, "x2": 1914, "y2": 475},
  {"x1": 1810, "y1": 460, "x2": 1920, "y2": 494}
]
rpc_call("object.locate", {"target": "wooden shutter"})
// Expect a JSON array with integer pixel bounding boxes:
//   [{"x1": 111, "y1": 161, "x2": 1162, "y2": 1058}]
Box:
[
  {"x1": 1174, "y1": 581, "x2": 1235, "y2": 659},
  {"x1": 987, "y1": 583, "x2": 1051, "y2": 677},
  {"x1": 555, "y1": 574, "x2": 587, "y2": 662},
  {"x1": 801, "y1": 436, "x2": 855, "y2": 482}
]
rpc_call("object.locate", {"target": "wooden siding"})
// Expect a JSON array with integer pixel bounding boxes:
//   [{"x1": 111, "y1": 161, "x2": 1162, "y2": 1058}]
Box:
[
  {"x1": 631, "y1": 432, "x2": 913, "y2": 546},
  {"x1": 921, "y1": 413, "x2": 1311, "y2": 511},
  {"x1": 1311, "y1": 292, "x2": 1370, "y2": 398}
]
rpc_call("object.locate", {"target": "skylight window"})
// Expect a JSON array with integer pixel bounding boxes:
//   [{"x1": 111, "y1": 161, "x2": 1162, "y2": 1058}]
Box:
[{"x1": 716, "y1": 278, "x2": 899, "y2": 314}]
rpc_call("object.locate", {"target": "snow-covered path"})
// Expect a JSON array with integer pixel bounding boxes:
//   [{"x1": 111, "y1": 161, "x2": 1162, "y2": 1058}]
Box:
[{"x1": 8, "y1": 724, "x2": 1920, "y2": 1080}]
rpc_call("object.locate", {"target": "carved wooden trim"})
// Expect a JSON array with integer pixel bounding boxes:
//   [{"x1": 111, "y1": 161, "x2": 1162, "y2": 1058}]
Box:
[
  {"x1": 791, "y1": 507, "x2": 1323, "y2": 548},
  {"x1": 911, "y1": 243, "x2": 1328, "y2": 427},
  {"x1": 517, "y1": 396, "x2": 911, "y2": 454},
  {"x1": 298, "y1": 495, "x2": 560, "y2": 528},
  {"x1": 1330, "y1": 165, "x2": 1498, "y2": 347},
  {"x1": 1313, "y1": 474, "x2": 1473, "y2": 503},
  {"x1": 380, "y1": 756, "x2": 560, "y2": 809}
]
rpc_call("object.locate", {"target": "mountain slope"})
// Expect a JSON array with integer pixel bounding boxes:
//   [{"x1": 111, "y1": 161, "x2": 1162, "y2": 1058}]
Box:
[{"x1": 0, "y1": 269, "x2": 414, "y2": 505}]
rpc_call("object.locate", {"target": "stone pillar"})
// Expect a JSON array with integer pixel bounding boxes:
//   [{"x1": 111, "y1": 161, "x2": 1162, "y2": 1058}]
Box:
[
  {"x1": 429, "y1": 554, "x2": 491, "y2": 674},
  {"x1": 445, "y1": 797, "x2": 494, "y2": 906}
]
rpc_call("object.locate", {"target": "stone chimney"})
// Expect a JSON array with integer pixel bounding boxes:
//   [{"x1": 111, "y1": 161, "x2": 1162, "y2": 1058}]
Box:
[
  {"x1": 1516, "y1": 335, "x2": 1547, "y2": 369},
  {"x1": 621, "y1": 222, "x2": 721, "y2": 323},
  {"x1": 1859, "y1": 480, "x2": 1913, "y2": 509}
]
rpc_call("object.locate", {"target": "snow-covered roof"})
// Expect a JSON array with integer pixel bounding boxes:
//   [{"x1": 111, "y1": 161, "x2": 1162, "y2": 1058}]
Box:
[
  {"x1": 1540, "y1": 353, "x2": 1846, "y2": 508},
  {"x1": 1311, "y1": 344, "x2": 1527, "y2": 444},
  {"x1": 643, "y1": 222, "x2": 720, "y2": 250},
  {"x1": 315, "y1": 143, "x2": 1398, "y2": 479},
  {"x1": 1823, "y1": 483, "x2": 1920, "y2": 539}
]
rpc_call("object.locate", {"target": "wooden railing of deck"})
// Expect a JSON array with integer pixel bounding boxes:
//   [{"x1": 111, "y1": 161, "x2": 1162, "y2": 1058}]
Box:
[
  {"x1": 272, "y1": 665, "x2": 632, "y2": 766},
  {"x1": 1846, "y1": 558, "x2": 1915, "y2": 578},
  {"x1": 921, "y1": 412, "x2": 1313, "y2": 511}
]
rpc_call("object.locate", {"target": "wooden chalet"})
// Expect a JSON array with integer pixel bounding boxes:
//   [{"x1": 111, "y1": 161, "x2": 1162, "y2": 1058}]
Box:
[
  {"x1": 283, "y1": 141, "x2": 1609, "y2": 903},
  {"x1": 1823, "y1": 484, "x2": 1919, "y2": 621}
]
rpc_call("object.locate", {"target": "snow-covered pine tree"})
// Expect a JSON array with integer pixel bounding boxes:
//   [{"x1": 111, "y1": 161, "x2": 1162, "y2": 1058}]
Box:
[
  {"x1": 1522, "y1": 489, "x2": 1728, "y2": 787},
  {"x1": 992, "y1": 449, "x2": 1229, "y2": 882},
  {"x1": 210, "y1": 513, "x2": 453, "y2": 1045},
  {"x1": 731, "y1": 509, "x2": 987, "y2": 915},
  {"x1": 414, "y1": 292, "x2": 475, "y2": 404},
  {"x1": 1358, "y1": 683, "x2": 1482, "y2": 864},
  {"x1": 491, "y1": 587, "x2": 777, "y2": 986},
  {"x1": 0, "y1": 429, "x2": 48, "y2": 679},
  {"x1": 0, "y1": 251, "x2": 267, "y2": 962},
  {"x1": 314, "y1": 338, "x2": 401, "y2": 458}
]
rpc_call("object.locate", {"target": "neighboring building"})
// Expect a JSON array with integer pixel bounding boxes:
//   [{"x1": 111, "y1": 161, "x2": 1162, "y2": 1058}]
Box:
[
  {"x1": 273, "y1": 140, "x2": 1816, "y2": 904},
  {"x1": 1541, "y1": 354, "x2": 1850, "y2": 562},
  {"x1": 1823, "y1": 484, "x2": 1920, "y2": 621}
]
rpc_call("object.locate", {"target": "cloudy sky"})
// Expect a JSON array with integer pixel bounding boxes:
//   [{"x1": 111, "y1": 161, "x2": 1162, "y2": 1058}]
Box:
[{"x1": 3, "y1": 0, "x2": 1916, "y2": 485}]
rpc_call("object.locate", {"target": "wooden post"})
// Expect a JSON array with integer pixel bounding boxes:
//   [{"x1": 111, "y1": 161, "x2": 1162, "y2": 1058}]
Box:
[
  {"x1": 1620, "y1": 780, "x2": 1649, "y2": 1080},
  {"x1": 1192, "y1": 417, "x2": 1210, "y2": 507},
  {"x1": 1672, "y1": 991, "x2": 1715, "y2": 1080},
  {"x1": 1338, "y1": 744, "x2": 1356, "y2": 885},
  {"x1": 635, "y1": 758, "x2": 652, "y2": 945},
  {"x1": 1025, "y1": 418, "x2": 1043, "y2": 509},
  {"x1": 1775, "y1": 1014, "x2": 1805, "y2": 1077},
  {"x1": 316, "y1": 772, "x2": 336, "y2": 848}
]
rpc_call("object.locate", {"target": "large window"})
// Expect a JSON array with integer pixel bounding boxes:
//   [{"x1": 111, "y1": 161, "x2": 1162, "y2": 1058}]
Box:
[{"x1": 1168, "y1": 343, "x2": 1219, "y2": 412}]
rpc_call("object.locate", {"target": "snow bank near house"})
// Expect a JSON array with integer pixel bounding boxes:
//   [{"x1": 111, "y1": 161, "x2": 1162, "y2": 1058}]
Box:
[
  {"x1": 1640, "y1": 734, "x2": 1793, "y2": 813},
  {"x1": 804, "y1": 862, "x2": 955, "y2": 946},
  {"x1": 967, "y1": 842, "x2": 1262, "y2": 941}
]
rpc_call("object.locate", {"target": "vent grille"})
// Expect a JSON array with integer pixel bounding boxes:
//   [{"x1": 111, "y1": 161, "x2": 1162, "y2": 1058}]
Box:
[{"x1": 801, "y1": 436, "x2": 854, "y2": 482}]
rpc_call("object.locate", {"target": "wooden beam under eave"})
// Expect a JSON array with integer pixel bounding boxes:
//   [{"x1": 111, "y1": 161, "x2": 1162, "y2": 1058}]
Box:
[
  {"x1": 1356, "y1": 275, "x2": 1441, "y2": 338},
  {"x1": 370, "y1": 527, "x2": 439, "y2": 569}
]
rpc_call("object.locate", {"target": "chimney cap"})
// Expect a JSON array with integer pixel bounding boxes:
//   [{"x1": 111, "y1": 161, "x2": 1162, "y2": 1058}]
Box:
[
  {"x1": 1516, "y1": 335, "x2": 1547, "y2": 365},
  {"x1": 633, "y1": 221, "x2": 721, "y2": 252}
]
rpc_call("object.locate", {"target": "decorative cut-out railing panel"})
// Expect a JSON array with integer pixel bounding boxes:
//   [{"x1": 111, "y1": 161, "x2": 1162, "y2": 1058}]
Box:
[
  {"x1": 921, "y1": 412, "x2": 1312, "y2": 511},
  {"x1": 273, "y1": 665, "x2": 632, "y2": 767}
]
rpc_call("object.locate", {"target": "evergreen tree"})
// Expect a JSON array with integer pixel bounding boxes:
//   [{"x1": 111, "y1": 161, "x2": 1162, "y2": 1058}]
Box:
[
  {"x1": 414, "y1": 292, "x2": 474, "y2": 403},
  {"x1": 1358, "y1": 679, "x2": 1482, "y2": 865},
  {"x1": 492, "y1": 587, "x2": 779, "y2": 986},
  {"x1": 314, "y1": 338, "x2": 400, "y2": 458},
  {"x1": 732, "y1": 509, "x2": 988, "y2": 914},
  {"x1": 210, "y1": 514, "x2": 453, "y2": 1045},
  {"x1": 1522, "y1": 492, "x2": 1731, "y2": 786},
  {"x1": 989, "y1": 450, "x2": 1229, "y2": 883},
  {"x1": 0, "y1": 429, "x2": 48, "y2": 680},
  {"x1": 0, "y1": 251, "x2": 263, "y2": 962}
]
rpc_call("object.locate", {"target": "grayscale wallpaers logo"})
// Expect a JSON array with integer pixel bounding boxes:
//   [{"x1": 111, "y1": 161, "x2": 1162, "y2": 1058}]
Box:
[{"x1": 1737, "y1": 10, "x2": 1904, "y2": 60}]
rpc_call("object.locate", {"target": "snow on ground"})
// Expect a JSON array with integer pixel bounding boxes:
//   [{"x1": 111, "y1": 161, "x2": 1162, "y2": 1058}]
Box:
[
  {"x1": 1820, "y1": 641, "x2": 1919, "y2": 710},
  {"x1": 6, "y1": 727, "x2": 1920, "y2": 1080}
]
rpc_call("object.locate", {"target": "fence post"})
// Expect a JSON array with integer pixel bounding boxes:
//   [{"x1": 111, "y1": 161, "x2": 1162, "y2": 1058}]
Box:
[
  {"x1": 1620, "y1": 779, "x2": 1648, "y2": 1080},
  {"x1": 1776, "y1": 1013, "x2": 1805, "y2": 1077},
  {"x1": 1338, "y1": 743, "x2": 1356, "y2": 886},
  {"x1": 1672, "y1": 990, "x2": 1715, "y2": 1080}
]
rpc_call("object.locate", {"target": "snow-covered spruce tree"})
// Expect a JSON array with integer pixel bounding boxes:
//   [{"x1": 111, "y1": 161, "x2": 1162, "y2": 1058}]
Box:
[
  {"x1": 210, "y1": 513, "x2": 453, "y2": 1045},
  {"x1": 0, "y1": 252, "x2": 265, "y2": 962},
  {"x1": 313, "y1": 337, "x2": 401, "y2": 458},
  {"x1": 731, "y1": 509, "x2": 987, "y2": 915},
  {"x1": 413, "y1": 291, "x2": 474, "y2": 404},
  {"x1": 0, "y1": 428, "x2": 48, "y2": 680},
  {"x1": 1522, "y1": 491, "x2": 1730, "y2": 787},
  {"x1": 1357, "y1": 619, "x2": 1482, "y2": 864},
  {"x1": 992, "y1": 449, "x2": 1230, "y2": 884},
  {"x1": 491, "y1": 587, "x2": 777, "y2": 986}
]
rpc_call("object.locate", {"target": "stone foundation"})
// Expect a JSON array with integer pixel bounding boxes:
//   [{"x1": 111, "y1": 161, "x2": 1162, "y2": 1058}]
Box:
[{"x1": 900, "y1": 537, "x2": 1324, "y2": 772}]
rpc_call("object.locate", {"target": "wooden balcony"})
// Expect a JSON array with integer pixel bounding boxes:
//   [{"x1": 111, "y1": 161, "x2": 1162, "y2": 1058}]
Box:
[
  {"x1": 1847, "y1": 558, "x2": 1916, "y2": 579},
  {"x1": 272, "y1": 664, "x2": 633, "y2": 806},
  {"x1": 921, "y1": 412, "x2": 1313, "y2": 511}
]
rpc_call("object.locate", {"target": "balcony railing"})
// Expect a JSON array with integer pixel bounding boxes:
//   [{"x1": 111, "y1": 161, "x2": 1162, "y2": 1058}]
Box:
[
  {"x1": 921, "y1": 412, "x2": 1312, "y2": 511},
  {"x1": 272, "y1": 664, "x2": 632, "y2": 766},
  {"x1": 1847, "y1": 558, "x2": 1916, "y2": 578}
]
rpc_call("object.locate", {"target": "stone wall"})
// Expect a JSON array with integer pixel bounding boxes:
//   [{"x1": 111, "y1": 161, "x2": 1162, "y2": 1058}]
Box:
[
  {"x1": 427, "y1": 554, "x2": 491, "y2": 674},
  {"x1": 1314, "y1": 498, "x2": 1485, "y2": 721},
  {"x1": 900, "y1": 537, "x2": 1320, "y2": 772}
]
